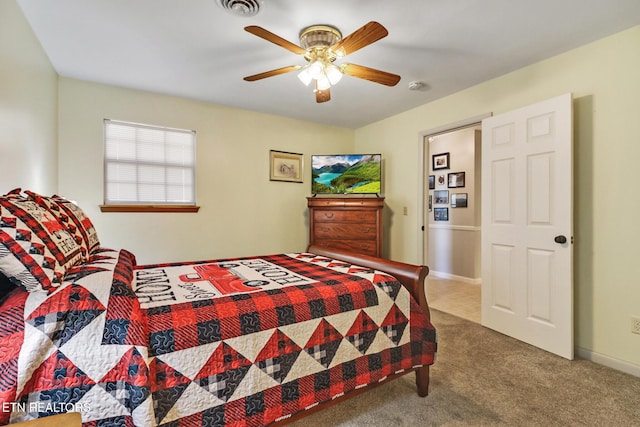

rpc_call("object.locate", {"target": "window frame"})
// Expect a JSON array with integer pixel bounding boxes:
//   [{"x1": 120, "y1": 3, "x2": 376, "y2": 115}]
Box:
[{"x1": 100, "y1": 119, "x2": 199, "y2": 213}]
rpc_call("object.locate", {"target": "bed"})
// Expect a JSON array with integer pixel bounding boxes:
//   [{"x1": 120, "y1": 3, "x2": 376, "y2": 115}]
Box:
[{"x1": 0, "y1": 190, "x2": 436, "y2": 426}]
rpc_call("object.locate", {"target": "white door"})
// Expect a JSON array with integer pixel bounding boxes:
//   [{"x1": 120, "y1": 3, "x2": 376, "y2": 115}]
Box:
[{"x1": 481, "y1": 93, "x2": 573, "y2": 359}]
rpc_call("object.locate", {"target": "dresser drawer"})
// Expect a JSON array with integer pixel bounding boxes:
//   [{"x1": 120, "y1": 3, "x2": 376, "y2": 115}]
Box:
[
  {"x1": 308, "y1": 198, "x2": 384, "y2": 209},
  {"x1": 315, "y1": 239, "x2": 378, "y2": 256},
  {"x1": 313, "y1": 209, "x2": 377, "y2": 223},
  {"x1": 314, "y1": 223, "x2": 377, "y2": 240}
]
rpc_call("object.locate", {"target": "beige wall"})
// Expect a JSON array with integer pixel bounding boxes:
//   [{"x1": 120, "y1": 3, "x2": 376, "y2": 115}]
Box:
[
  {"x1": 57, "y1": 78, "x2": 354, "y2": 264},
  {"x1": 355, "y1": 26, "x2": 640, "y2": 370},
  {"x1": 427, "y1": 128, "x2": 481, "y2": 281},
  {"x1": 0, "y1": 0, "x2": 58, "y2": 194}
]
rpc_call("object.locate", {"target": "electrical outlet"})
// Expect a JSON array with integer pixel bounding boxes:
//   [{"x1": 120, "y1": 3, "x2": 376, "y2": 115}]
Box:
[
  {"x1": 403, "y1": 206, "x2": 408, "y2": 216},
  {"x1": 632, "y1": 316, "x2": 640, "y2": 335}
]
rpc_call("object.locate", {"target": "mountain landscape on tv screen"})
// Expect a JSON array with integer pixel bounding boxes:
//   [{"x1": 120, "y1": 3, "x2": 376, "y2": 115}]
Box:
[{"x1": 312, "y1": 154, "x2": 381, "y2": 194}]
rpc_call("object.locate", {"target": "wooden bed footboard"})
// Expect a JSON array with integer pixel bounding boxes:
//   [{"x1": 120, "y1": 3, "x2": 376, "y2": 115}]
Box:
[
  {"x1": 307, "y1": 245, "x2": 431, "y2": 321},
  {"x1": 307, "y1": 244, "x2": 432, "y2": 397}
]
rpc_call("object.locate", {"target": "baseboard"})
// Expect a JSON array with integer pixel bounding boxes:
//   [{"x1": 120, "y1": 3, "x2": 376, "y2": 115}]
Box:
[
  {"x1": 576, "y1": 346, "x2": 640, "y2": 378},
  {"x1": 428, "y1": 270, "x2": 481, "y2": 284}
]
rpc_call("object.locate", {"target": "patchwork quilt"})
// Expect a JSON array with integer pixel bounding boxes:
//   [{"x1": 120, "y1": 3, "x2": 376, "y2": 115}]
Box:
[{"x1": 0, "y1": 249, "x2": 436, "y2": 426}]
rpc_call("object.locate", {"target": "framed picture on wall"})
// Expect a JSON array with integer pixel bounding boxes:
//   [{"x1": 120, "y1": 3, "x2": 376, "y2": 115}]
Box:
[
  {"x1": 451, "y1": 193, "x2": 468, "y2": 208},
  {"x1": 429, "y1": 175, "x2": 435, "y2": 189},
  {"x1": 448, "y1": 172, "x2": 465, "y2": 188},
  {"x1": 428, "y1": 195, "x2": 432, "y2": 212},
  {"x1": 269, "y1": 150, "x2": 303, "y2": 183},
  {"x1": 434, "y1": 190, "x2": 449, "y2": 204},
  {"x1": 434, "y1": 207, "x2": 449, "y2": 221},
  {"x1": 432, "y1": 152, "x2": 450, "y2": 170}
]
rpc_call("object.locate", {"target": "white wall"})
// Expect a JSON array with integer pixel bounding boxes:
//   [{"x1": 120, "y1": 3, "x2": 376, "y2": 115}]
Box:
[
  {"x1": 57, "y1": 78, "x2": 354, "y2": 264},
  {"x1": 355, "y1": 26, "x2": 640, "y2": 371},
  {"x1": 0, "y1": 0, "x2": 58, "y2": 194}
]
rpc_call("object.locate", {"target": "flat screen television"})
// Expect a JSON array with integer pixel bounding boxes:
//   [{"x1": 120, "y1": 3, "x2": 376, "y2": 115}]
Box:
[{"x1": 311, "y1": 154, "x2": 382, "y2": 194}]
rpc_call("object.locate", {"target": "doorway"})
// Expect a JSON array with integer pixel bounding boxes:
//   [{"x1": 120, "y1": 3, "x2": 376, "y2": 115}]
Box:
[
  {"x1": 426, "y1": 276, "x2": 481, "y2": 323},
  {"x1": 418, "y1": 115, "x2": 489, "y2": 324}
]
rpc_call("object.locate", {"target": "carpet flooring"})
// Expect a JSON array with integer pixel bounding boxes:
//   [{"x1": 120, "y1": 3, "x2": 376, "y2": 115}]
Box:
[{"x1": 287, "y1": 309, "x2": 640, "y2": 426}]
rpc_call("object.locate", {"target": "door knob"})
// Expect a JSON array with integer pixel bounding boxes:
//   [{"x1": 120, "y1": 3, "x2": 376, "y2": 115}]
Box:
[{"x1": 554, "y1": 235, "x2": 567, "y2": 244}]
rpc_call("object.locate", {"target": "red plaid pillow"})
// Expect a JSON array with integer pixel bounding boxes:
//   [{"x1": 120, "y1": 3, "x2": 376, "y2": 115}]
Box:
[
  {"x1": 26, "y1": 191, "x2": 100, "y2": 257},
  {"x1": 0, "y1": 192, "x2": 84, "y2": 293},
  {"x1": 4, "y1": 188, "x2": 22, "y2": 196}
]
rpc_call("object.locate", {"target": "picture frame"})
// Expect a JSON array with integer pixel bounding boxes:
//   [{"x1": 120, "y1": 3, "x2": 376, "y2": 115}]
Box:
[
  {"x1": 429, "y1": 175, "x2": 435, "y2": 189},
  {"x1": 448, "y1": 171, "x2": 466, "y2": 188},
  {"x1": 428, "y1": 195, "x2": 433, "y2": 212},
  {"x1": 434, "y1": 207, "x2": 449, "y2": 221},
  {"x1": 432, "y1": 152, "x2": 450, "y2": 170},
  {"x1": 451, "y1": 193, "x2": 468, "y2": 208},
  {"x1": 434, "y1": 190, "x2": 449, "y2": 204},
  {"x1": 270, "y1": 150, "x2": 303, "y2": 183}
]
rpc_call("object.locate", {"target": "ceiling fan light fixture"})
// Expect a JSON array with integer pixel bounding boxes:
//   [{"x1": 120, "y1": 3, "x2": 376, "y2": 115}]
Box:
[
  {"x1": 325, "y1": 64, "x2": 343, "y2": 85},
  {"x1": 298, "y1": 60, "x2": 343, "y2": 88},
  {"x1": 316, "y1": 74, "x2": 331, "y2": 91},
  {"x1": 297, "y1": 67, "x2": 313, "y2": 86},
  {"x1": 308, "y1": 60, "x2": 324, "y2": 80}
]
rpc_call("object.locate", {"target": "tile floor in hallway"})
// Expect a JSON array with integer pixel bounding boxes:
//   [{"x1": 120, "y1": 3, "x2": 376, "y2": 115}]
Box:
[{"x1": 425, "y1": 276, "x2": 481, "y2": 324}]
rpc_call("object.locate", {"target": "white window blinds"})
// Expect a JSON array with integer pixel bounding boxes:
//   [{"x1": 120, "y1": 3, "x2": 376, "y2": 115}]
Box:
[{"x1": 104, "y1": 119, "x2": 196, "y2": 205}]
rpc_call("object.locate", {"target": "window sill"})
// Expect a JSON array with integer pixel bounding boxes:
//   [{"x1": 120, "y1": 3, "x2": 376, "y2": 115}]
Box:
[{"x1": 99, "y1": 205, "x2": 200, "y2": 213}]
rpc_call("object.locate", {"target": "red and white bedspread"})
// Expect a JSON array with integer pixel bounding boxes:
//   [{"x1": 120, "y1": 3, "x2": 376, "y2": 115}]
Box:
[{"x1": 0, "y1": 249, "x2": 436, "y2": 426}]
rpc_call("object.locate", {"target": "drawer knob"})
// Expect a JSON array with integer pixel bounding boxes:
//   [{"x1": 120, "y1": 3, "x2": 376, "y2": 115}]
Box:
[{"x1": 324, "y1": 212, "x2": 334, "y2": 218}]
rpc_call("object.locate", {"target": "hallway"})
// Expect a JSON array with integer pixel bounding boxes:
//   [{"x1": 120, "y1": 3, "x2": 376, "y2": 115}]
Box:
[{"x1": 426, "y1": 276, "x2": 480, "y2": 324}]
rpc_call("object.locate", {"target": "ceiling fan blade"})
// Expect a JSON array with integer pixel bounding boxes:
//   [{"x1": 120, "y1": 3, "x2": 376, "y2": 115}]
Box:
[
  {"x1": 315, "y1": 85, "x2": 331, "y2": 103},
  {"x1": 243, "y1": 65, "x2": 301, "y2": 81},
  {"x1": 245, "y1": 26, "x2": 306, "y2": 55},
  {"x1": 341, "y1": 63, "x2": 401, "y2": 86},
  {"x1": 331, "y1": 21, "x2": 388, "y2": 56}
]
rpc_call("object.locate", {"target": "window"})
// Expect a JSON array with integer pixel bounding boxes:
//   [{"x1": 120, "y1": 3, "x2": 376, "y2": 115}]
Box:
[{"x1": 102, "y1": 119, "x2": 198, "y2": 212}]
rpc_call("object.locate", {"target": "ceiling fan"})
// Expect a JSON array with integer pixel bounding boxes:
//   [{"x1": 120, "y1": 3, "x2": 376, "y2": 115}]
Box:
[{"x1": 243, "y1": 21, "x2": 401, "y2": 103}]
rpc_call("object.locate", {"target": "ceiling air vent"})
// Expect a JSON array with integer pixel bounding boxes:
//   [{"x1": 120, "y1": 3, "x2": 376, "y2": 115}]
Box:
[{"x1": 216, "y1": 0, "x2": 262, "y2": 17}]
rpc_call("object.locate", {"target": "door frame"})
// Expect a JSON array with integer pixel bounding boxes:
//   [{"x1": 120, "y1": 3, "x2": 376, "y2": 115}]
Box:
[{"x1": 417, "y1": 113, "x2": 491, "y2": 266}]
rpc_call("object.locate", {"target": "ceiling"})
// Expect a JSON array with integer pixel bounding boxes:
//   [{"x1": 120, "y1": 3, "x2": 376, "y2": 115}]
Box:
[{"x1": 16, "y1": 0, "x2": 640, "y2": 129}]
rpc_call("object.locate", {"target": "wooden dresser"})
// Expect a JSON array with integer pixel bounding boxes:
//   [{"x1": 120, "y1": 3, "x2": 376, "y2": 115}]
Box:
[{"x1": 307, "y1": 197, "x2": 384, "y2": 257}]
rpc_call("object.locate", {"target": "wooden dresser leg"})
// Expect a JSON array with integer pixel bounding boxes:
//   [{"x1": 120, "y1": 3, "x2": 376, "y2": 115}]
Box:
[{"x1": 415, "y1": 366, "x2": 430, "y2": 397}]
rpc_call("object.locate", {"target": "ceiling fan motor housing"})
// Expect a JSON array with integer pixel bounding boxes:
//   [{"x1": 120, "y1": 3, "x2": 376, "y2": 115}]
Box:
[{"x1": 299, "y1": 25, "x2": 342, "y2": 61}]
